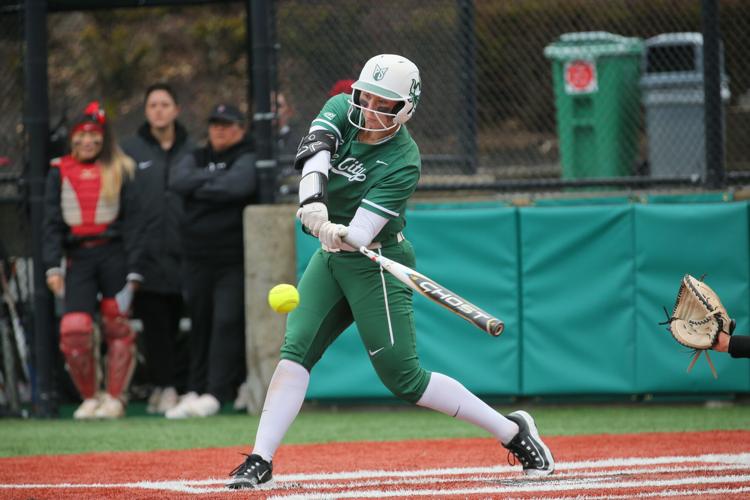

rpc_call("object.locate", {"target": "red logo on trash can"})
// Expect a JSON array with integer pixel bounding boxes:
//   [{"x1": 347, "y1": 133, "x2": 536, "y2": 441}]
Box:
[{"x1": 564, "y1": 59, "x2": 598, "y2": 94}]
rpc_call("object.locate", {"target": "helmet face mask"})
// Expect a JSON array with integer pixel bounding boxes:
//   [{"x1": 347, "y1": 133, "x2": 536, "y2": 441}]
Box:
[
  {"x1": 348, "y1": 90, "x2": 400, "y2": 132},
  {"x1": 347, "y1": 54, "x2": 421, "y2": 133}
]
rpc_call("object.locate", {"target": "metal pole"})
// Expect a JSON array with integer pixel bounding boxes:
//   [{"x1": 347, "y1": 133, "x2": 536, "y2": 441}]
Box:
[
  {"x1": 701, "y1": 0, "x2": 724, "y2": 189},
  {"x1": 457, "y1": 0, "x2": 478, "y2": 174},
  {"x1": 24, "y1": 0, "x2": 57, "y2": 417},
  {"x1": 248, "y1": 0, "x2": 276, "y2": 203}
]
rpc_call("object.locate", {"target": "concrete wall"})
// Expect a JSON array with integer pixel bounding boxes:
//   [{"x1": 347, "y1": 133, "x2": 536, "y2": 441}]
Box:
[{"x1": 241, "y1": 204, "x2": 298, "y2": 413}]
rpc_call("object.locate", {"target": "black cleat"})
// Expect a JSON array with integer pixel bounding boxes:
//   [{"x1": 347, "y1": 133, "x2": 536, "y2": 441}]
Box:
[
  {"x1": 227, "y1": 453, "x2": 273, "y2": 489},
  {"x1": 504, "y1": 410, "x2": 555, "y2": 476}
]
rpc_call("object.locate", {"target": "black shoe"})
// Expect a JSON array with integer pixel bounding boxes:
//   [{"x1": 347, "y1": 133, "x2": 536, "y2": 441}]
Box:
[
  {"x1": 227, "y1": 453, "x2": 273, "y2": 489},
  {"x1": 504, "y1": 410, "x2": 555, "y2": 476}
]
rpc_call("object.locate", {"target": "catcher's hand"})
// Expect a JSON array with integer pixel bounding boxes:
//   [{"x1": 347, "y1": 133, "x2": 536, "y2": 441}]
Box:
[{"x1": 661, "y1": 274, "x2": 736, "y2": 378}]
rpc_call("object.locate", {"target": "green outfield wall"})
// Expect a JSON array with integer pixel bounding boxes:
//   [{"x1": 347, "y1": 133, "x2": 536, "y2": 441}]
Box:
[{"x1": 292, "y1": 199, "x2": 750, "y2": 399}]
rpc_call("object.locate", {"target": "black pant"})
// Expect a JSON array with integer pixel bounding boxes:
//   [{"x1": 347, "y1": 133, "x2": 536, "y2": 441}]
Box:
[
  {"x1": 183, "y1": 257, "x2": 246, "y2": 403},
  {"x1": 64, "y1": 242, "x2": 126, "y2": 314},
  {"x1": 132, "y1": 290, "x2": 185, "y2": 389}
]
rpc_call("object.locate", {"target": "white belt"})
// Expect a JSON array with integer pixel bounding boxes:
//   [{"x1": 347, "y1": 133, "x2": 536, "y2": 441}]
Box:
[{"x1": 323, "y1": 231, "x2": 405, "y2": 253}]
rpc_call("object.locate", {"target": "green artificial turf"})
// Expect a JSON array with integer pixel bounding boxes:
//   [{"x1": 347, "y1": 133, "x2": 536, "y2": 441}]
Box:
[{"x1": 1, "y1": 402, "x2": 749, "y2": 457}]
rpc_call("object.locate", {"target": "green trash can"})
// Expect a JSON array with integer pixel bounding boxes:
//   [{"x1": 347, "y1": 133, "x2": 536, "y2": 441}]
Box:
[{"x1": 544, "y1": 32, "x2": 644, "y2": 180}]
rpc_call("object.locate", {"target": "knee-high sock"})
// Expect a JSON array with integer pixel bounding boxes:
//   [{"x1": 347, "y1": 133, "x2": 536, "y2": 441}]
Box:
[
  {"x1": 416, "y1": 372, "x2": 519, "y2": 444},
  {"x1": 252, "y1": 359, "x2": 310, "y2": 461}
]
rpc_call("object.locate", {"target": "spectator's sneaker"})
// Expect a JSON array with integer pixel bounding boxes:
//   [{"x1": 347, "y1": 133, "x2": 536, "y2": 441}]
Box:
[
  {"x1": 192, "y1": 394, "x2": 220, "y2": 417},
  {"x1": 165, "y1": 393, "x2": 219, "y2": 418},
  {"x1": 165, "y1": 392, "x2": 199, "y2": 419},
  {"x1": 227, "y1": 453, "x2": 273, "y2": 489},
  {"x1": 504, "y1": 410, "x2": 555, "y2": 476},
  {"x1": 94, "y1": 393, "x2": 125, "y2": 419},
  {"x1": 146, "y1": 387, "x2": 162, "y2": 414},
  {"x1": 157, "y1": 387, "x2": 179, "y2": 414},
  {"x1": 73, "y1": 396, "x2": 101, "y2": 419}
]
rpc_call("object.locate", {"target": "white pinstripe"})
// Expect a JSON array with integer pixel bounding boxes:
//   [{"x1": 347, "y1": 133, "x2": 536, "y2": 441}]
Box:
[
  {"x1": 363, "y1": 198, "x2": 399, "y2": 217},
  {"x1": 377, "y1": 248, "x2": 395, "y2": 347}
]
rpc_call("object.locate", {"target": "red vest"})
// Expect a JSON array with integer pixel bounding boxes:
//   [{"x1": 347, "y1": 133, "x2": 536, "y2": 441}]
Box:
[{"x1": 50, "y1": 155, "x2": 119, "y2": 237}]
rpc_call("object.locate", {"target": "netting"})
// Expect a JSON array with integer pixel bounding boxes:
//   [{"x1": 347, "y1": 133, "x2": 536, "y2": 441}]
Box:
[
  {"x1": 0, "y1": 5, "x2": 24, "y2": 202},
  {"x1": 275, "y1": 0, "x2": 750, "y2": 189},
  {"x1": 2, "y1": 0, "x2": 749, "y2": 197}
]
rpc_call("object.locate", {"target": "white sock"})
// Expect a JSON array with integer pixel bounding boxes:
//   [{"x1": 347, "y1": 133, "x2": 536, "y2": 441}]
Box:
[
  {"x1": 416, "y1": 372, "x2": 519, "y2": 444},
  {"x1": 251, "y1": 359, "x2": 310, "y2": 461}
]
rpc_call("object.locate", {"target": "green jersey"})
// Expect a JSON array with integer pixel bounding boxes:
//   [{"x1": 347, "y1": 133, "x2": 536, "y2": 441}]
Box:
[{"x1": 310, "y1": 93, "x2": 421, "y2": 243}]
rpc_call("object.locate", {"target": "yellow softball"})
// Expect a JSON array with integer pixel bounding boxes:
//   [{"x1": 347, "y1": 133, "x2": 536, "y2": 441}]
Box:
[{"x1": 267, "y1": 284, "x2": 300, "y2": 314}]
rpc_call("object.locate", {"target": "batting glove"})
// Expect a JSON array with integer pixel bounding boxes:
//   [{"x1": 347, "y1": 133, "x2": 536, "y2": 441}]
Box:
[
  {"x1": 318, "y1": 221, "x2": 348, "y2": 250},
  {"x1": 297, "y1": 202, "x2": 328, "y2": 236}
]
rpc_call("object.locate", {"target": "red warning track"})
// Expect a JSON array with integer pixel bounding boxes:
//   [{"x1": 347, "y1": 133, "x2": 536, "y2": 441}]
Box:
[{"x1": 1, "y1": 431, "x2": 749, "y2": 499}]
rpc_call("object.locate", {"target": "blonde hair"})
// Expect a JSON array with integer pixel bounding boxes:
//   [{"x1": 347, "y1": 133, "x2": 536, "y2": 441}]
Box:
[
  {"x1": 70, "y1": 104, "x2": 135, "y2": 201},
  {"x1": 70, "y1": 113, "x2": 134, "y2": 201},
  {"x1": 99, "y1": 146, "x2": 135, "y2": 201}
]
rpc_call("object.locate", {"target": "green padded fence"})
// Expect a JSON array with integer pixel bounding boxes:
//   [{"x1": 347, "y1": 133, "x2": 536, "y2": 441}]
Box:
[
  {"x1": 520, "y1": 205, "x2": 636, "y2": 395},
  {"x1": 295, "y1": 199, "x2": 750, "y2": 400},
  {"x1": 633, "y1": 203, "x2": 750, "y2": 393}
]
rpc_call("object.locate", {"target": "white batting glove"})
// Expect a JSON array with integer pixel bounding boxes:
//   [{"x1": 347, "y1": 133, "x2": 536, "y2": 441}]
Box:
[
  {"x1": 296, "y1": 202, "x2": 328, "y2": 236},
  {"x1": 318, "y1": 221, "x2": 348, "y2": 250}
]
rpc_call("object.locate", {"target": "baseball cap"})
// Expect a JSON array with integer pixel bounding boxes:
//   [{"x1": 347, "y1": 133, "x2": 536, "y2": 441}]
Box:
[{"x1": 208, "y1": 103, "x2": 244, "y2": 124}]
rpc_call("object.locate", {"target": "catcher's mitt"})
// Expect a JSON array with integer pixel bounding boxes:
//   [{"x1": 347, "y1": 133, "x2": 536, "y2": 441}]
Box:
[{"x1": 661, "y1": 274, "x2": 736, "y2": 378}]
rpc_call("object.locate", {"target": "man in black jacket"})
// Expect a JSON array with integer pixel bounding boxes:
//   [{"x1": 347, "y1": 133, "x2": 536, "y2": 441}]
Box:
[
  {"x1": 167, "y1": 103, "x2": 256, "y2": 418},
  {"x1": 122, "y1": 83, "x2": 195, "y2": 414}
]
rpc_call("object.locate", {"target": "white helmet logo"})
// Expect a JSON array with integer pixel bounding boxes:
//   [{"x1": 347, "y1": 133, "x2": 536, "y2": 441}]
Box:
[
  {"x1": 373, "y1": 64, "x2": 388, "y2": 81},
  {"x1": 409, "y1": 79, "x2": 421, "y2": 107}
]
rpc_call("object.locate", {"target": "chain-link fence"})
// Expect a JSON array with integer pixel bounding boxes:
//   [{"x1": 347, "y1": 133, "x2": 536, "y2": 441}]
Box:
[
  {"x1": 45, "y1": 4, "x2": 250, "y2": 155},
  {"x1": 274, "y1": 0, "x2": 480, "y2": 175},
  {"x1": 0, "y1": 4, "x2": 24, "y2": 203},
  {"x1": 276, "y1": 0, "x2": 750, "y2": 191},
  {"x1": 2, "y1": 0, "x2": 749, "y2": 199}
]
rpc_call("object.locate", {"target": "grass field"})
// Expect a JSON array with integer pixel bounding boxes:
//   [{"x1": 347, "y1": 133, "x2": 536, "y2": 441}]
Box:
[
  {"x1": 2, "y1": 401, "x2": 749, "y2": 498},
  {"x1": 2, "y1": 401, "x2": 749, "y2": 457}
]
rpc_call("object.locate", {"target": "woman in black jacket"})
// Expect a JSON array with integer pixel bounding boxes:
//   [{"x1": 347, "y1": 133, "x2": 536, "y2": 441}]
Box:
[{"x1": 121, "y1": 83, "x2": 195, "y2": 414}]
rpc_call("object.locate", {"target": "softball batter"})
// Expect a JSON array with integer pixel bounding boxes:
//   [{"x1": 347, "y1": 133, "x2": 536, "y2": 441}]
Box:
[{"x1": 228, "y1": 54, "x2": 555, "y2": 489}]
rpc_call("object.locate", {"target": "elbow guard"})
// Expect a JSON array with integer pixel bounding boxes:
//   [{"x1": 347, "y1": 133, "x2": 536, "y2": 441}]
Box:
[
  {"x1": 294, "y1": 130, "x2": 338, "y2": 170},
  {"x1": 299, "y1": 171, "x2": 327, "y2": 206}
]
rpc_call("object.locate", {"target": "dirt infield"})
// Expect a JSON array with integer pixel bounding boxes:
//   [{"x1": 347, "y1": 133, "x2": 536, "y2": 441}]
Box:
[{"x1": 1, "y1": 431, "x2": 749, "y2": 499}]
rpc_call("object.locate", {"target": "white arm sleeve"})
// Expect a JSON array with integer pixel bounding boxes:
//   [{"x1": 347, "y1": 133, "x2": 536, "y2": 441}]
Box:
[
  {"x1": 300, "y1": 150, "x2": 330, "y2": 178},
  {"x1": 345, "y1": 207, "x2": 389, "y2": 249}
]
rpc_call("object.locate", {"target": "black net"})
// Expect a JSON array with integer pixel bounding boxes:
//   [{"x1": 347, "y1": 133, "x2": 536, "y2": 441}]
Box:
[
  {"x1": 275, "y1": 0, "x2": 750, "y2": 191},
  {"x1": 0, "y1": 5, "x2": 24, "y2": 202},
  {"x1": 46, "y1": 4, "x2": 250, "y2": 151},
  {"x1": 6, "y1": 0, "x2": 750, "y2": 197},
  {"x1": 275, "y1": 0, "x2": 479, "y2": 174}
]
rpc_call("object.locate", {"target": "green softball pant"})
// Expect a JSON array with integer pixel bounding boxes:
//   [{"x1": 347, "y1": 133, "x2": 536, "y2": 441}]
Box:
[{"x1": 280, "y1": 239, "x2": 430, "y2": 403}]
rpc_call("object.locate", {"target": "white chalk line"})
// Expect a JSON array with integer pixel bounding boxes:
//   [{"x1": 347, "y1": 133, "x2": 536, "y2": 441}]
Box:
[
  {"x1": 265, "y1": 475, "x2": 750, "y2": 500},
  {"x1": 504, "y1": 485, "x2": 750, "y2": 499},
  {"x1": 1, "y1": 452, "x2": 748, "y2": 497}
]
